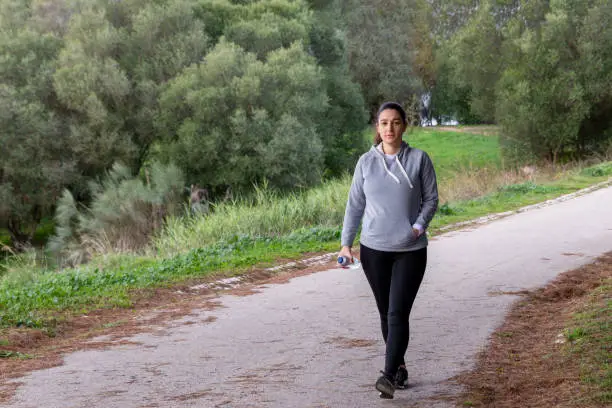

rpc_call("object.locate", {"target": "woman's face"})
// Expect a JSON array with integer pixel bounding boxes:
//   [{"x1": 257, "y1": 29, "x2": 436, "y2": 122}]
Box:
[{"x1": 377, "y1": 109, "x2": 406, "y2": 146}]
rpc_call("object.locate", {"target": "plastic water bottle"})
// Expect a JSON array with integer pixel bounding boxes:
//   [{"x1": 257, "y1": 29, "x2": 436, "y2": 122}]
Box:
[
  {"x1": 337, "y1": 256, "x2": 350, "y2": 266},
  {"x1": 337, "y1": 256, "x2": 361, "y2": 269}
]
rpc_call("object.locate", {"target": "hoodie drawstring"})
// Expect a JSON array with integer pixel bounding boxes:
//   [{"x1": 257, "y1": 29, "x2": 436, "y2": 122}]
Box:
[
  {"x1": 377, "y1": 143, "x2": 414, "y2": 188},
  {"x1": 396, "y1": 157, "x2": 414, "y2": 188},
  {"x1": 381, "y1": 156, "x2": 401, "y2": 184}
]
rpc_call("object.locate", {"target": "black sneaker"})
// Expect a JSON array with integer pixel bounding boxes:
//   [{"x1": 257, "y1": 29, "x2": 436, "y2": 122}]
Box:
[
  {"x1": 375, "y1": 372, "x2": 395, "y2": 399},
  {"x1": 394, "y1": 366, "x2": 408, "y2": 389}
]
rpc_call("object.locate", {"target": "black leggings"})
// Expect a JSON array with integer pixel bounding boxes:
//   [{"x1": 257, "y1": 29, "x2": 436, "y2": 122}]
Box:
[{"x1": 360, "y1": 244, "x2": 427, "y2": 378}]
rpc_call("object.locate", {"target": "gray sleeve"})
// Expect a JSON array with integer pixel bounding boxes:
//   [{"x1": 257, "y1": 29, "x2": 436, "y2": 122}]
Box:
[
  {"x1": 341, "y1": 158, "x2": 366, "y2": 247},
  {"x1": 415, "y1": 152, "x2": 439, "y2": 229}
]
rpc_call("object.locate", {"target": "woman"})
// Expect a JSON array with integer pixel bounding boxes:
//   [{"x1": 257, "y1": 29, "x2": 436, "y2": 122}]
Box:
[{"x1": 339, "y1": 101, "x2": 438, "y2": 399}]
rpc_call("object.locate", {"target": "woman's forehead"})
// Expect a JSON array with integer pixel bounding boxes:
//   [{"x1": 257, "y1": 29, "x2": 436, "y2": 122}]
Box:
[{"x1": 378, "y1": 109, "x2": 402, "y2": 120}]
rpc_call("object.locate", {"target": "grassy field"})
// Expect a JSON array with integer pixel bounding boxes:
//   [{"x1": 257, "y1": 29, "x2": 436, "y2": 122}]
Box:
[
  {"x1": 363, "y1": 127, "x2": 502, "y2": 180},
  {"x1": 1, "y1": 127, "x2": 611, "y2": 331},
  {"x1": 408, "y1": 128, "x2": 502, "y2": 180}
]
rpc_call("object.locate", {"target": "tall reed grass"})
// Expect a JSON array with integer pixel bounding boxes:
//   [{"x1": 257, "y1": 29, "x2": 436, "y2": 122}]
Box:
[{"x1": 153, "y1": 176, "x2": 352, "y2": 257}]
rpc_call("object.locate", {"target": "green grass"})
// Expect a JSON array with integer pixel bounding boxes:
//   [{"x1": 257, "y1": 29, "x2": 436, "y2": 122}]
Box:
[
  {"x1": 0, "y1": 227, "x2": 341, "y2": 328},
  {"x1": 565, "y1": 280, "x2": 612, "y2": 404},
  {"x1": 409, "y1": 129, "x2": 502, "y2": 180},
  {"x1": 100, "y1": 320, "x2": 127, "y2": 329},
  {"x1": 0, "y1": 127, "x2": 610, "y2": 331},
  {"x1": 363, "y1": 127, "x2": 502, "y2": 181},
  {"x1": 0, "y1": 350, "x2": 34, "y2": 359}
]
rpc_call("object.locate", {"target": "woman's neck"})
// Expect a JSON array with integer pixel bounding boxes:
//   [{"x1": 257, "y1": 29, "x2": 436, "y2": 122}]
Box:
[{"x1": 382, "y1": 141, "x2": 401, "y2": 155}]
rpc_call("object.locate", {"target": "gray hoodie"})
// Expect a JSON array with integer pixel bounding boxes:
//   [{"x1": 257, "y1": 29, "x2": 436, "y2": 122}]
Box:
[{"x1": 341, "y1": 141, "x2": 439, "y2": 252}]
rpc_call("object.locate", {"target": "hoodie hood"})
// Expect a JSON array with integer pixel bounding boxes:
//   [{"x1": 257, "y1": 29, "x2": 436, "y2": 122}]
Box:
[
  {"x1": 370, "y1": 141, "x2": 413, "y2": 187},
  {"x1": 371, "y1": 141, "x2": 411, "y2": 159}
]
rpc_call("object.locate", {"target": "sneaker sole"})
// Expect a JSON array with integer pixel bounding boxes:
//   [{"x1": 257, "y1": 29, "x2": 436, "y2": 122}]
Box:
[
  {"x1": 376, "y1": 383, "x2": 394, "y2": 399},
  {"x1": 378, "y1": 391, "x2": 393, "y2": 399}
]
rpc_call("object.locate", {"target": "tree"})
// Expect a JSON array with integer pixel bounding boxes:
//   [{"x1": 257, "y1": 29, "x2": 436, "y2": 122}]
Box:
[
  {"x1": 0, "y1": 4, "x2": 74, "y2": 249},
  {"x1": 429, "y1": 49, "x2": 481, "y2": 124},
  {"x1": 157, "y1": 0, "x2": 367, "y2": 188},
  {"x1": 427, "y1": 0, "x2": 551, "y2": 124},
  {"x1": 444, "y1": 0, "x2": 503, "y2": 123},
  {"x1": 576, "y1": 0, "x2": 612, "y2": 155},
  {"x1": 157, "y1": 40, "x2": 327, "y2": 192},
  {"x1": 212, "y1": 0, "x2": 368, "y2": 177},
  {"x1": 53, "y1": 0, "x2": 210, "y2": 176},
  {"x1": 427, "y1": 0, "x2": 479, "y2": 41},
  {"x1": 342, "y1": 0, "x2": 425, "y2": 117},
  {"x1": 496, "y1": 0, "x2": 601, "y2": 162},
  {"x1": 306, "y1": 0, "x2": 367, "y2": 175},
  {"x1": 224, "y1": 2, "x2": 310, "y2": 60}
]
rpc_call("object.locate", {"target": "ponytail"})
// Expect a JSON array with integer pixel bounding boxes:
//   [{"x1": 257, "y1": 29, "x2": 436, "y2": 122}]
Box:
[{"x1": 374, "y1": 131, "x2": 382, "y2": 145}]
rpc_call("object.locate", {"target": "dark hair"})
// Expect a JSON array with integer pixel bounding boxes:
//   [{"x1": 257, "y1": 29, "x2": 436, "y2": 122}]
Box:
[{"x1": 374, "y1": 102, "x2": 407, "y2": 144}]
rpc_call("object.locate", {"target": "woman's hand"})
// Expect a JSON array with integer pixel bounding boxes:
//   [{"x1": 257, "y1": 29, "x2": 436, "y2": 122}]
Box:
[{"x1": 338, "y1": 246, "x2": 354, "y2": 262}]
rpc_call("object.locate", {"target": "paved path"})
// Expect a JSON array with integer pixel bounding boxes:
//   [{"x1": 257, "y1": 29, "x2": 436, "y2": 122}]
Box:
[{"x1": 6, "y1": 187, "x2": 612, "y2": 408}]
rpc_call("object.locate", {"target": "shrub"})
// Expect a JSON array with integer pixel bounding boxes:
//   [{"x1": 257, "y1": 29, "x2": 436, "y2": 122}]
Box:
[{"x1": 48, "y1": 162, "x2": 185, "y2": 266}]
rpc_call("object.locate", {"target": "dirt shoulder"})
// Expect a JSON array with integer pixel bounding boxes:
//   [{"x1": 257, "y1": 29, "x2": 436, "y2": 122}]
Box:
[{"x1": 452, "y1": 252, "x2": 612, "y2": 408}]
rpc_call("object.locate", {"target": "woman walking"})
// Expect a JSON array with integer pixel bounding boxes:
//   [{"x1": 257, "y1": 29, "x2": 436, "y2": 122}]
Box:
[{"x1": 339, "y1": 102, "x2": 438, "y2": 399}]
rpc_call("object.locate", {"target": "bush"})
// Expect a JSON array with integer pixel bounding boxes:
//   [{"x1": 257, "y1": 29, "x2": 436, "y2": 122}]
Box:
[
  {"x1": 48, "y1": 162, "x2": 185, "y2": 266},
  {"x1": 438, "y1": 202, "x2": 464, "y2": 216},
  {"x1": 581, "y1": 163, "x2": 612, "y2": 177}
]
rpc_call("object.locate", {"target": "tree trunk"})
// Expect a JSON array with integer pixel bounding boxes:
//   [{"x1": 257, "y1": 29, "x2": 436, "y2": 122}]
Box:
[{"x1": 7, "y1": 218, "x2": 33, "y2": 252}]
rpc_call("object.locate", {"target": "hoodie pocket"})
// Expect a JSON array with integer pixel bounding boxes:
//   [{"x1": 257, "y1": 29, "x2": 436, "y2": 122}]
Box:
[
  {"x1": 376, "y1": 216, "x2": 416, "y2": 246},
  {"x1": 404, "y1": 219, "x2": 417, "y2": 243}
]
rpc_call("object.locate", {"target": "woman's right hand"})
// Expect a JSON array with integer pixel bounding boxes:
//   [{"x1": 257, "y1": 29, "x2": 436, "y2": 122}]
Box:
[{"x1": 338, "y1": 246, "x2": 354, "y2": 262}]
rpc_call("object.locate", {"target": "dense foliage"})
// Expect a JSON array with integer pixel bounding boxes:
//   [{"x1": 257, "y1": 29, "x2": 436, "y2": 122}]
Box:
[
  {"x1": 0, "y1": 0, "x2": 366, "y2": 248},
  {"x1": 429, "y1": 0, "x2": 612, "y2": 161},
  {"x1": 1, "y1": 0, "x2": 611, "y2": 251}
]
